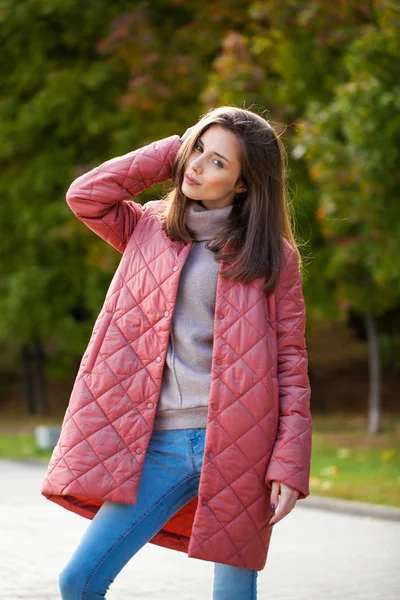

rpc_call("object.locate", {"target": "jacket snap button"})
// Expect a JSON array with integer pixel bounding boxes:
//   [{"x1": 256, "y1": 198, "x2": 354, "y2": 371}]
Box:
[
  {"x1": 147, "y1": 402, "x2": 153, "y2": 409},
  {"x1": 164, "y1": 310, "x2": 169, "y2": 317},
  {"x1": 212, "y1": 404, "x2": 217, "y2": 410},
  {"x1": 217, "y1": 313, "x2": 224, "y2": 319},
  {"x1": 136, "y1": 448, "x2": 143, "y2": 454},
  {"x1": 208, "y1": 452, "x2": 214, "y2": 459},
  {"x1": 216, "y1": 359, "x2": 222, "y2": 365},
  {"x1": 156, "y1": 356, "x2": 162, "y2": 363},
  {"x1": 202, "y1": 498, "x2": 208, "y2": 505},
  {"x1": 173, "y1": 265, "x2": 179, "y2": 272}
]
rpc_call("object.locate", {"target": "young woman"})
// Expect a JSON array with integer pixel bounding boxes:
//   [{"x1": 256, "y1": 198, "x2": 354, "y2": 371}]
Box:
[{"x1": 41, "y1": 105, "x2": 312, "y2": 599}]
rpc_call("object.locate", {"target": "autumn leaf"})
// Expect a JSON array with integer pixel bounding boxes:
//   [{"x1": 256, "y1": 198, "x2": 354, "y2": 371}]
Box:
[
  {"x1": 321, "y1": 465, "x2": 341, "y2": 476},
  {"x1": 337, "y1": 448, "x2": 351, "y2": 459},
  {"x1": 380, "y1": 449, "x2": 397, "y2": 462}
]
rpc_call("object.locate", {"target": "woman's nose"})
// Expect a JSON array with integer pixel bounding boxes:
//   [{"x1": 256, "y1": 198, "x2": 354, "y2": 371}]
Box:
[{"x1": 190, "y1": 157, "x2": 202, "y2": 172}]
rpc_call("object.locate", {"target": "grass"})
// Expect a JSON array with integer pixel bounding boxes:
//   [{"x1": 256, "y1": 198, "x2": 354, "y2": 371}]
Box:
[
  {"x1": 0, "y1": 414, "x2": 60, "y2": 462},
  {"x1": 0, "y1": 414, "x2": 399, "y2": 507},
  {"x1": 309, "y1": 415, "x2": 400, "y2": 507},
  {"x1": 0, "y1": 433, "x2": 53, "y2": 462}
]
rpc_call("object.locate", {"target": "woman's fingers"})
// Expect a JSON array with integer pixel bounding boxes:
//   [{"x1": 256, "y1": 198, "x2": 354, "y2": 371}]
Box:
[
  {"x1": 268, "y1": 481, "x2": 300, "y2": 527},
  {"x1": 181, "y1": 126, "x2": 195, "y2": 142},
  {"x1": 270, "y1": 480, "x2": 280, "y2": 508},
  {"x1": 268, "y1": 496, "x2": 292, "y2": 526}
]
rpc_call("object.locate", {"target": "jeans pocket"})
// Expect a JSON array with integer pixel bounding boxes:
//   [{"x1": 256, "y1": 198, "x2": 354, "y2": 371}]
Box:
[{"x1": 191, "y1": 428, "x2": 206, "y2": 469}]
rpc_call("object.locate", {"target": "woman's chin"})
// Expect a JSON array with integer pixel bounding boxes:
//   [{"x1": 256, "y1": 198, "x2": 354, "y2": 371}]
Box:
[{"x1": 182, "y1": 187, "x2": 200, "y2": 202}]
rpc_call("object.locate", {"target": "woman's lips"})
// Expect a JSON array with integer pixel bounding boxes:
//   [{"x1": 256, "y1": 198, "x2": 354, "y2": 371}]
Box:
[{"x1": 185, "y1": 173, "x2": 200, "y2": 185}]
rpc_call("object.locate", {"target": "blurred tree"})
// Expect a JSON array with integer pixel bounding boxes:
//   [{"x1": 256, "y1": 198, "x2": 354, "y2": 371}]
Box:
[
  {"x1": 296, "y1": 0, "x2": 400, "y2": 432},
  {"x1": 96, "y1": 0, "x2": 251, "y2": 145},
  {"x1": 0, "y1": 0, "x2": 136, "y2": 413}
]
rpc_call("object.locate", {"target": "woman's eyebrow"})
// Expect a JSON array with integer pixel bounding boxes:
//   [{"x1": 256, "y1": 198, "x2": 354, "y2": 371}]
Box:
[{"x1": 197, "y1": 137, "x2": 231, "y2": 163}]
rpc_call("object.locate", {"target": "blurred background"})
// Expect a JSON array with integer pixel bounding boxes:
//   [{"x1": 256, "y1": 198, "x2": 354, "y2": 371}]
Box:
[{"x1": 0, "y1": 0, "x2": 399, "y2": 507}]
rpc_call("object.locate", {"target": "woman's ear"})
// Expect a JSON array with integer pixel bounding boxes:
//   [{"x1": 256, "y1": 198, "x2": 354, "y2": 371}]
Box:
[{"x1": 234, "y1": 181, "x2": 247, "y2": 193}]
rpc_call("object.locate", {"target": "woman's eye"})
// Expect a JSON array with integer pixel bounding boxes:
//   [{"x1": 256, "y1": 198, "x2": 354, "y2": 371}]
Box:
[{"x1": 194, "y1": 144, "x2": 223, "y2": 168}]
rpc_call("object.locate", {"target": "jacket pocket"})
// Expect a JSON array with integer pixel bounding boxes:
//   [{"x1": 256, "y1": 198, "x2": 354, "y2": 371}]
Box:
[
  {"x1": 271, "y1": 376, "x2": 279, "y2": 422},
  {"x1": 84, "y1": 310, "x2": 113, "y2": 373}
]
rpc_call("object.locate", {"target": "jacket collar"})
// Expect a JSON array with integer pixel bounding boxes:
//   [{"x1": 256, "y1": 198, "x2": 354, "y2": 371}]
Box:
[{"x1": 184, "y1": 199, "x2": 233, "y2": 241}]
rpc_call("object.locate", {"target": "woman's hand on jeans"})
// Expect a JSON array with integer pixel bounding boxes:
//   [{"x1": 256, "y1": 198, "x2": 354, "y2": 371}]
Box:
[{"x1": 268, "y1": 481, "x2": 300, "y2": 526}]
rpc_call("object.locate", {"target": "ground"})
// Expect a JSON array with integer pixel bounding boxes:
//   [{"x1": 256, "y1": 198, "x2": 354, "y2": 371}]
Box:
[{"x1": 1, "y1": 459, "x2": 398, "y2": 600}]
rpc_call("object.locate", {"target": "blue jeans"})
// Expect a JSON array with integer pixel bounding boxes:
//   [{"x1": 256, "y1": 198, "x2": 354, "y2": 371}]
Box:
[{"x1": 59, "y1": 427, "x2": 258, "y2": 599}]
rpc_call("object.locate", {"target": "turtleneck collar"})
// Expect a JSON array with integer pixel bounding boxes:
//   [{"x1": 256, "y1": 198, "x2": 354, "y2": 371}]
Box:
[{"x1": 185, "y1": 199, "x2": 233, "y2": 241}]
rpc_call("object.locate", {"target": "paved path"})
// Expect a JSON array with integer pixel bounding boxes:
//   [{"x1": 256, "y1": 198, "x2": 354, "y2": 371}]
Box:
[{"x1": 0, "y1": 459, "x2": 398, "y2": 599}]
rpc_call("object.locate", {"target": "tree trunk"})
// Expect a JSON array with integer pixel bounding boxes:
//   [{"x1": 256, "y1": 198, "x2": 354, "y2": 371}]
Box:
[
  {"x1": 20, "y1": 338, "x2": 48, "y2": 416},
  {"x1": 32, "y1": 336, "x2": 47, "y2": 416},
  {"x1": 365, "y1": 312, "x2": 381, "y2": 435},
  {"x1": 20, "y1": 343, "x2": 36, "y2": 415}
]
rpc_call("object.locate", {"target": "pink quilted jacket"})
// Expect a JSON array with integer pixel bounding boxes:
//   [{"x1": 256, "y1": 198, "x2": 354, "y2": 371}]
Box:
[{"x1": 41, "y1": 135, "x2": 312, "y2": 571}]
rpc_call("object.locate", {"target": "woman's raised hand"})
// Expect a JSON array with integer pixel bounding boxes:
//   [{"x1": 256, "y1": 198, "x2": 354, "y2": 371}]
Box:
[
  {"x1": 268, "y1": 481, "x2": 300, "y2": 527},
  {"x1": 181, "y1": 126, "x2": 195, "y2": 142}
]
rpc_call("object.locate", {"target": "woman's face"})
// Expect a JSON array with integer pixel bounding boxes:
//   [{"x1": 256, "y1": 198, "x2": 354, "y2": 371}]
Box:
[{"x1": 182, "y1": 125, "x2": 246, "y2": 210}]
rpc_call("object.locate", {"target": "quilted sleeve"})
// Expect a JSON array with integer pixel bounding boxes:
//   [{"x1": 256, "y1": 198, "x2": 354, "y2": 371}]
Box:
[
  {"x1": 265, "y1": 247, "x2": 312, "y2": 499},
  {"x1": 66, "y1": 134, "x2": 182, "y2": 253}
]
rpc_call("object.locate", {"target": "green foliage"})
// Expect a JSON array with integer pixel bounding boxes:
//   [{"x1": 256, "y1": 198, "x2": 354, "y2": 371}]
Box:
[
  {"x1": 296, "y1": 0, "x2": 400, "y2": 315},
  {"x1": 0, "y1": 0, "x2": 131, "y2": 376},
  {"x1": 1, "y1": 0, "x2": 399, "y2": 385}
]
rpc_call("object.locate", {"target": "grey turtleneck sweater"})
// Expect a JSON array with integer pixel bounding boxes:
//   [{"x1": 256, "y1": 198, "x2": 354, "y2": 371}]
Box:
[{"x1": 153, "y1": 199, "x2": 233, "y2": 430}]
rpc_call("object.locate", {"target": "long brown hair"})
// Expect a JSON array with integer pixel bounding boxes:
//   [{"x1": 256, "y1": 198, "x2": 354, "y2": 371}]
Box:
[{"x1": 160, "y1": 106, "x2": 300, "y2": 295}]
